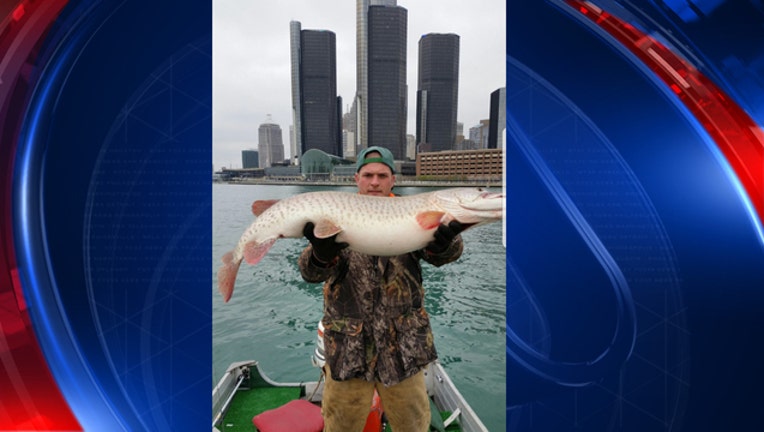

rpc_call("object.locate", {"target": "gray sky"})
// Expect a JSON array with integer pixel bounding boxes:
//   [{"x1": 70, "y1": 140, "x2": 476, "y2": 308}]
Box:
[{"x1": 213, "y1": 0, "x2": 506, "y2": 170}]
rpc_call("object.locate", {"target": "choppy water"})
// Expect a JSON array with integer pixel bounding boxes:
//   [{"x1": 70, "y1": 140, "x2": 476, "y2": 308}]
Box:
[{"x1": 212, "y1": 183, "x2": 506, "y2": 431}]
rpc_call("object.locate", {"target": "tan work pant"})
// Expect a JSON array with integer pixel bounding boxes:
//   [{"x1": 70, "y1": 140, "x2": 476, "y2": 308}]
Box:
[{"x1": 322, "y1": 366, "x2": 430, "y2": 432}]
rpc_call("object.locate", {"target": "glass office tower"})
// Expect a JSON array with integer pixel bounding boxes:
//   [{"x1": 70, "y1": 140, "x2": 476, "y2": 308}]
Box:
[
  {"x1": 367, "y1": 4, "x2": 408, "y2": 159},
  {"x1": 416, "y1": 33, "x2": 460, "y2": 152},
  {"x1": 290, "y1": 22, "x2": 341, "y2": 159}
]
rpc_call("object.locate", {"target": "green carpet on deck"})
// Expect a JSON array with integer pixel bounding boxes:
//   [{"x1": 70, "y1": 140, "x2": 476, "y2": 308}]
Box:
[
  {"x1": 218, "y1": 387, "x2": 461, "y2": 432},
  {"x1": 218, "y1": 387, "x2": 301, "y2": 432}
]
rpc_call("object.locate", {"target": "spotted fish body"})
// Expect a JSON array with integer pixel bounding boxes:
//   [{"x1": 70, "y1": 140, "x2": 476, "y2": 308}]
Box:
[{"x1": 217, "y1": 188, "x2": 504, "y2": 302}]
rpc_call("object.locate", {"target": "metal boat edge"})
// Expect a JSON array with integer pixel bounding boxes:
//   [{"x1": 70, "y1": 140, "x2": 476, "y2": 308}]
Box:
[{"x1": 212, "y1": 360, "x2": 488, "y2": 432}]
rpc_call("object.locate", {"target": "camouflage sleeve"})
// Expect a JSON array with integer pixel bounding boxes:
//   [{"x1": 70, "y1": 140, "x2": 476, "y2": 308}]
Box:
[
  {"x1": 421, "y1": 234, "x2": 463, "y2": 267},
  {"x1": 298, "y1": 245, "x2": 336, "y2": 283}
]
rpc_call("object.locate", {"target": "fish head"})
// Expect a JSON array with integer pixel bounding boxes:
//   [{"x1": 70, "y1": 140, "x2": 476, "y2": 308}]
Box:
[{"x1": 432, "y1": 188, "x2": 505, "y2": 225}]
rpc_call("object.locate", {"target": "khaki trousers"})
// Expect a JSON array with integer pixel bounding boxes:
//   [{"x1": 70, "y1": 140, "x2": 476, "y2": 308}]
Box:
[{"x1": 322, "y1": 366, "x2": 430, "y2": 432}]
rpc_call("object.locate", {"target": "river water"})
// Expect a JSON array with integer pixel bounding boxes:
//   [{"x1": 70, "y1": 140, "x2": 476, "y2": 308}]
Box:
[{"x1": 212, "y1": 183, "x2": 506, "y2": 431}]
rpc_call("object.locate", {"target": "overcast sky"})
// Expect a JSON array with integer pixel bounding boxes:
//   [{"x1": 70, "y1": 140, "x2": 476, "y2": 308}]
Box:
[{"x1": 213, "y1": 0, "x2": 506, "y2": 169}]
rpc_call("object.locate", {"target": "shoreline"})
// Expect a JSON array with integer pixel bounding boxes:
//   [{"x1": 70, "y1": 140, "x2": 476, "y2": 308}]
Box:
[{"x1": 216, "y1": 178, "x2": 504, "y2": 188}]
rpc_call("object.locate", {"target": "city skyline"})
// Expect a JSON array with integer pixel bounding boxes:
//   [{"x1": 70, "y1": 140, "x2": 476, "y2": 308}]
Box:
[{"x1": 213, "y1": 0, "x2": 505, "y2": 169}]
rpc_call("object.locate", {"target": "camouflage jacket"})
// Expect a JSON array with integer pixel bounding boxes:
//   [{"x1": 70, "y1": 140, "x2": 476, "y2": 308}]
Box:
[{"x1": 299, "y1": 236, "x2": 463, "y2": 387}]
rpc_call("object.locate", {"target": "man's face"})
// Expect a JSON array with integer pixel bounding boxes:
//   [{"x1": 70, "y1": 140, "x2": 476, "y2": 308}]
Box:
[{"x1": 355, "y1": 153, "x2": 395, "y2": 196}]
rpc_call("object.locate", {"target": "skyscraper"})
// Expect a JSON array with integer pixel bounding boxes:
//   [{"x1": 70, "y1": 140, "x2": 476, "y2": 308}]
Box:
[
  {"x1": 355, "y1": 0, "x2": 398, "y2": 155},
  {"x1": 416, "y1": 33, "x2": 460, "y2": 153},
  {"x1": 488, "y1": 87, "x2": 506, "y2": 149},
  {"x1": 258, "y1": 117, "x2": 284, "y2": 168},
  {"x1": 289, "y1": 21, "x2": 303, "y2": 163},
  {"x1": 469, "y1": 119, "x2": 490, "y2": 150},
  {"x1": 290, "y1": 21, "x2": 342, "y2": 159},
  {"x1": 367, "y1": 4, "x2": 408, "y2": 159},
  {"x1": 241, "y1": 149, "x2": 259, "y2": 169}
]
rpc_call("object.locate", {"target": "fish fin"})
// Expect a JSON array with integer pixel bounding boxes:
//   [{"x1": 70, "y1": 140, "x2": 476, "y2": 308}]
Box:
[
  {"x1": 217, "y1": 251, "x2": 242, "y2": 303},
  {"x1": 313, "y1": 219, "x2": 343, "y2": 239},
  {"x1": 243, "y1": 238, "x2": 276, "y2": 265},
  {"x1": 251, "y1": 199, "x2": 279, "y2": 216},
  {"x1": 415, "y1": 211, "x2": 446, "y2": 230}
]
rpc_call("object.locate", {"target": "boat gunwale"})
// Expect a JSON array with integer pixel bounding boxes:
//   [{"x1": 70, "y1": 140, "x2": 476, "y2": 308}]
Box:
[{"x1": 212, "y1": 360, "x2": 488, "y2": 432}]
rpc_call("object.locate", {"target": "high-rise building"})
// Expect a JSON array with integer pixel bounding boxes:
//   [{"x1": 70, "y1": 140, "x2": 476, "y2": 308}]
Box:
[
  {"x1": 416, "y1": 33, "x2": 460, "y2": 153},
  {"x1": 343, "y1": 104, "x2": 356, "y2": 133},
  {"x1": 469, "y1": 119, "x2": 490, "y2": 149},
  {"x1": 241, "y1": 149, "x2": 259, "y2": 169},
  {"x1": 258, "y1": 116, "x2": 284, "y2": 168},
  {"x1": 336, "y1": 95, "x2": 343, "y2": 157},
  {"x1": 342, "y1": 102, "x2": 357, "y2": 158},
  {"x1": 290, "y1": 21, "x2": 342, "y2": 159},
  {"x1": 367, "y1": 4, "x2": 408, "y2": 159},
  {"x1": 343, "y1": 130, "x2": 355, "y2": 158},
  {"x1": 355, "y1": 0, "x2": 368, "y2": 155},
  {"x1": 406, "y1": 134, "x2": 416, "y2": 160},
  {"x1": 355, "y1": 0, "x2": 398, "y2": 155},
  {"x1": 288, "y1": 125, "x2": 297, "y2": 165},
  {"x1": 488, "y1": 87, "x2": 506, "y2": 149},
  {"x1": 455, "y1": 121, "x2": 465, "y2": 148},
  {"x1": 289, "y1": 21, "x2": 302, "y2": 164}
]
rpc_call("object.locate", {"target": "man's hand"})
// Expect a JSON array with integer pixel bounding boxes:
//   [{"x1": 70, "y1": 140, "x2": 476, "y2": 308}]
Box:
[
  {"x1": 304, "y1": 222, "x2": 349, "y2": 266},
  {"x1": 425, "y1": 221, "x2": 465, "y2": 255}
]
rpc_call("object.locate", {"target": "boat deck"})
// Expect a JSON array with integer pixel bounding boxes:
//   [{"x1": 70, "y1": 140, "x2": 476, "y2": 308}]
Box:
[
  {"x1": 217, "y1": 382, "x2": 462, "y2": 432},
  {"x1": 213, "y1": 361, "x2": 477, "y2": 432},
  {"x1": 219, "y1": 386, "x2": 302, "y2": 431}
]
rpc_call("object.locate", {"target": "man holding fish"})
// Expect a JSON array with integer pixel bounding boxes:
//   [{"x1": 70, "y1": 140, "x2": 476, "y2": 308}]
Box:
[
  {"x1": 217, "y1": 145, "x2": 504, "y2": 430},
  {"x1": 299, "y1": 146, "x2": 466, "y2": 432}
]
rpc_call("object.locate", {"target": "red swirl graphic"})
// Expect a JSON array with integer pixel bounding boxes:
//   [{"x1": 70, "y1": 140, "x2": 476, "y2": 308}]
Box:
[
  {"x1": 565, "y1": 0, "x2": 764, "y2": 227},
  {"x1": 1, "y1": 0, "x2": 81, "y2": 430}
]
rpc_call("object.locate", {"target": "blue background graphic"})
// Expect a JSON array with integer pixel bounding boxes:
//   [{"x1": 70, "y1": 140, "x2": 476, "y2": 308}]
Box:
[
  {"x1": 507, "y1": 1, "x2": 764, "y2": 431},
  {"x1": 12, "y1": 0, "x2": 211, "y2": 429},
  {"x1": 5, "y1": 0, "x2": 764, "y2": 430}
]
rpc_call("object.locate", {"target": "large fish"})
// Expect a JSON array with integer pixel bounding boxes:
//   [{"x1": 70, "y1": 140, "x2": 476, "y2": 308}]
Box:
[{"x1": 217, "y1": 187, "x2": 504, "y2": 302}]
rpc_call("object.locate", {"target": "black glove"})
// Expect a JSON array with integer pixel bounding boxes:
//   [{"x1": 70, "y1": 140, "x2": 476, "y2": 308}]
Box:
[
  {"x1": 425, "y1": 221, "x2": 465, "y2": 255},
  {"x1": 303, "y1": 222, "x2": 349, "y2": 266}
]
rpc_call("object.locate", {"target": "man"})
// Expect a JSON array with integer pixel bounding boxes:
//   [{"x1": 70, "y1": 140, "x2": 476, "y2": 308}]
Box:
[{"x1": 298, "y1": 146, "x2": 465, "y2": 432}]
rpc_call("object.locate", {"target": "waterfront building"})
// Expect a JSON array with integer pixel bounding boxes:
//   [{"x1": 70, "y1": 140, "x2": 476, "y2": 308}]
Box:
[
  {"x1": 265, "y1": 165, "x2": 302, "y2": 181},
  {"x1": 290, "y1": 21, "x2": 342, "y2": 159},
  {"x1": 488, "y1": 87, "x2": 506, "y2": 149},
  {"x1": 416, "y1": 33, "x2": 460, "y2": 153},
  {"x1": 300, "y1": 148, "x2": 354, "y2": 180},
  {"x1": 241, "y1": 149, "x2": 258, "y2": 169},
  {"x1": 416, "y1": 148, "x2": 503, "y2": 182},
  {"x1": 257, "y1": 117, "x2": 285, "y2": 168}
]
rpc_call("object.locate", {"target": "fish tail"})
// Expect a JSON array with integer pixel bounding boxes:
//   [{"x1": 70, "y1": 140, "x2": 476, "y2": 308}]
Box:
[{"x1": 217, "y1": 251, "x2": 241, "y2": 303}]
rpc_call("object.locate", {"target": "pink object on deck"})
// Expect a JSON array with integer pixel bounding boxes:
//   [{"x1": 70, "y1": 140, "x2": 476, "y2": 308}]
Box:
[{"x1": 252, "y1": 399, "x2": 324, "y2": 432}]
